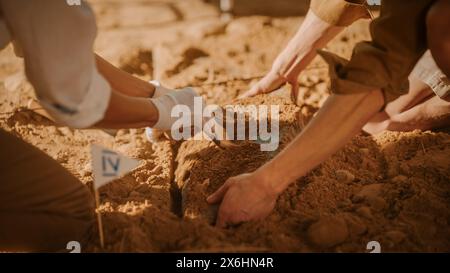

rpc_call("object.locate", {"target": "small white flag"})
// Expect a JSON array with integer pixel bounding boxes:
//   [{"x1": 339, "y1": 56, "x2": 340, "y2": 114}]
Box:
[{"x1": 90, "y1": 144, "x2": 140, "y2": 189}]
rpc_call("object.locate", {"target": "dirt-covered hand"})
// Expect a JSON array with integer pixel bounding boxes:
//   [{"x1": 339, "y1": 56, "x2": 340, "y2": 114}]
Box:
[
  {"x1": 239, "y1": 70, "x2": 300, "y2": 104},
  {"x1": 239, "y1": 71, "x2": 286, "y2": 98},
  {"x1": 207, "y1": 173, "x2": 278, "y2": 228}
]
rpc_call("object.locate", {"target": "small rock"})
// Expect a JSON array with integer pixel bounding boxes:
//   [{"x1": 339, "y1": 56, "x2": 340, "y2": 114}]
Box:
[
  {"x1": 307, "y1": 216, "x2": 349, "y2": 248},
  {"x1": 356, "y1": 206, "x2": 373, "y2": 219},
  {"x1": 391, "y1": 175, "x2": 408, "y2": 183},
  {"x1": 351, "y1": 194, "x2": 365, "y2": 203},
  {"x1": 129, "y1": 191, "x2": 141, "y2": 198},
  {"x1": 354, "y1": 183, "x2": 384, "y2": 201},
  {"x1": 354, "y1": 184, "x2": 386, "y2": 211},
  {"x1": 336, "y1": 169, "x2": 355, "y2": 183}
]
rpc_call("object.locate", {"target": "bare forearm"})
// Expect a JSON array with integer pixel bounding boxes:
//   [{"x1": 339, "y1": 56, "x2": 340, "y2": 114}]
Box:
[
  {"x1": 273, "y1": 10, "x2": 344, "y2": 80},
  {"x1": 95, "y1": 54, "x2": 155, "y2": 98},
  {"x1": 94, "y1": 55, "x2": 160, "y2": 128},
  {"x1": 242, "y1": 10, "x2": 345, "y2": 98},
  {"x1": 257, "y1": 89, "x2": 384, "y2": 194},
  {"x1": 95, "y1": 89, "x2": 158, "y2": 129}
]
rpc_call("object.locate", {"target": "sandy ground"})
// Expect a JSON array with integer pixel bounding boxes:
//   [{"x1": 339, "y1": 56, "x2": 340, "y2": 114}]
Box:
[{"x1": 0, "y1": 0, "x2": 449, "y2": 252}]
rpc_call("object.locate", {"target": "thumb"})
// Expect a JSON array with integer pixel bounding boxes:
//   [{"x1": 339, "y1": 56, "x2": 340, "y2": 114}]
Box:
[{"x1": 207, "y1": 181, "x2": 232, "y2": 204}]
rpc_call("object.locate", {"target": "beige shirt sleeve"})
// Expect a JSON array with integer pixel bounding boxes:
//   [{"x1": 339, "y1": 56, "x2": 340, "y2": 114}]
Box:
[
  {"x1": 310, "y1": 0, "x2": 371, "y2": 27},
  {"x1": 0, "y1": 0, "x2": 111, "y2": 128},
  {"x1": 412, "y1": 51, "x2": 450, "y2": 100},
  {"x1": 317, "y1": 0, "x2": 434, "y2": 103}
]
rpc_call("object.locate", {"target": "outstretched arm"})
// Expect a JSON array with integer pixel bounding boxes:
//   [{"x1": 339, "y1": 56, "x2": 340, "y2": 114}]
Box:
[
  {"x1": 241, "y1": 10, "x2": 344, "y2": 99},
  {"x1": 95, "y1": 54, "x2": 155, "y2": 98},
  {"x1": 242, "y1": 0, "x2": 371, "y2": 99},
  {"x1": 208, "y1": 89, "x2": 384, "y2": 227}
]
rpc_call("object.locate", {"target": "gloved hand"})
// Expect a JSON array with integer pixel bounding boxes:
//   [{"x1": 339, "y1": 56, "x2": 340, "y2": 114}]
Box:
[
  {"x1": 145, "y1": 81, "x2": 170, "y2": 142},
  {"x1": 146, "y1": 81, "x2": 204, "y2": 142},
  {"x1": 149, "y1": 80, "x2": 172, "y2": 97}
]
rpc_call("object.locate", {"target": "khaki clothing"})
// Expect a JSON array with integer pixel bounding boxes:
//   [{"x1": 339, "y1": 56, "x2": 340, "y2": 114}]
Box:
[
  {"x1": 0, "y1": 0, "x2": 103, "y2": 252},
  {"x1": 0, "y1": 0, "x2": 111, "y2": 128},
  {"x1": 311, "y1": 0, "x2": 438, "y2": 103},
  {"x1": 0, "y1": 129, "x2": 95, "y2": 252},
  {"x1": 412, "y1": 51, "x2": 450, "y2": 99},
  {"x1": 310, "y1": 0, "x2": 371, "y2": 27}
]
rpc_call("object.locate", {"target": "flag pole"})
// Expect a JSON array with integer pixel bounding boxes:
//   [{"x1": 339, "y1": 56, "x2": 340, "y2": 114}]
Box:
[
  {"x1": 93, "y1": 185, "x2": 105, "y2": 249},
  {"x1": 90, "y1": 143, "x2": 140, "y2": 249}
]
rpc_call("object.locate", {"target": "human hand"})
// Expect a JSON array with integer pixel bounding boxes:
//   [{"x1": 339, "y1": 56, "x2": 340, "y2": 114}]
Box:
[
  {"x1": 149, "y1": 80, "x2": 172, "y2": 98},
  {"x1": 146, "y1": 81, "x2": 173, "y2": 142},
  {"x1": 239, "y1": 69, "x2": 300, "y2": 103},
  {"x1": 150, "y1": 85, "x2": 203, "y2": 131},
  {"x1": 207, "y1": 173, "x2": 279, "y2": 228},
  {"x1": 239, "y1": 70, "x2": 286, "y2": 98}
]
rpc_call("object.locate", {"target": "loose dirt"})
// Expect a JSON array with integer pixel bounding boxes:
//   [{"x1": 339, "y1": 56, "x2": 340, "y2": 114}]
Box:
[{"x1": 0, "y1": 0, "x2": 448, "y2": 252}]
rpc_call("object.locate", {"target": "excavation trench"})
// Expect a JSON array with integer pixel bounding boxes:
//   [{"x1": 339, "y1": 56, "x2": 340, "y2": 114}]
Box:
[
  {"x1": 169, "y1": 141, "x2": 183, "y2": 218},
  {"x1": 165, "y1": 95, "x2": 303, "y2": 222}
]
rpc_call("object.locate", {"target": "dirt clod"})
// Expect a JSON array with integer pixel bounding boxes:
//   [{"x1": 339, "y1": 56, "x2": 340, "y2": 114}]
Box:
[
  {"x1": 1, "y1": 0, "x2": 449, "y2": 253},
  {"x1": 307, "y1": 216, "x2": 349, "y2": 248}
]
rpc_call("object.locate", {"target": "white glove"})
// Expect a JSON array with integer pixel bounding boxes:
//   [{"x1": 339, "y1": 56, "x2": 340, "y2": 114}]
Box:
[
  {"x1": 149, "y1": 80, "x2": 172, "y2": 97},
  {"x1": 147, "y1": 81, "x2": 204, "y2": 141},
  {"x1": 150, "y1": 87, "x2": 201, "y2": 130},
  {"x1": 146, "y1": 81, "x2": 169, "y2": 142}
]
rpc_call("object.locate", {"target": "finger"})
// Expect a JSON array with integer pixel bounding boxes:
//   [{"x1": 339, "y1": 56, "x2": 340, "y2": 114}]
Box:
[
  {"x1": 216, "y1": 208, "x2": 245, "y2": 228},
  {"x1": 225, "y1": 211, "x2": 248, "y2": 227},
  {"x1": 207, "y1": 181, "x2": 231, "y2": 204},
  {"x1": 215, "y1": 207, "x2": 228, "y2": 228},
  {"x1": 239, "y1": 85, "x2": 261, "y2": 99},
  {"x1": 290, "y1": 81, "x2": 300, "y2": 105}
]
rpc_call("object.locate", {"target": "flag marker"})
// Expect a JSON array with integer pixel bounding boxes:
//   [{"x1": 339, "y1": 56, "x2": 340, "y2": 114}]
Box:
[{"x1": 90, "y1": 144, "x2": 140, "y2": 248}]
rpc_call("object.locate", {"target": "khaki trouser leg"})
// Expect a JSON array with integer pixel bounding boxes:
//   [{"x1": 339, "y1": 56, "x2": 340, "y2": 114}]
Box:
[{"x1": 0, "y1": 129, "x2": 95, "y2": 252}]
